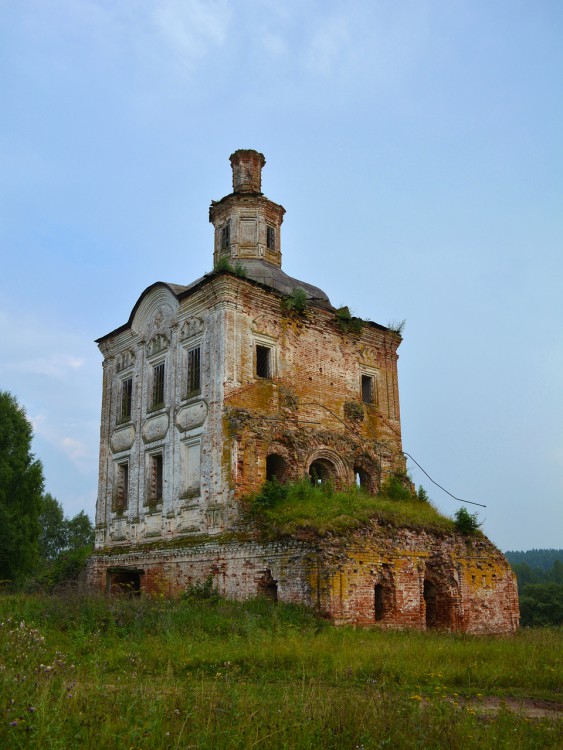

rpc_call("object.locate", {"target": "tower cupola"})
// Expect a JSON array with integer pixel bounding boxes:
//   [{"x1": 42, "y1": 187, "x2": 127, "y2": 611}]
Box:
[{"x1": 209, "y1": 149, "x2": 285, "y2": 270}]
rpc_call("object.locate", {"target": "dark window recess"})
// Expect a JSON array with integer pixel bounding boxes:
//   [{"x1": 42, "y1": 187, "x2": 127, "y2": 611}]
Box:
[
  {"x1": 221, "y1": 222, "x2": 230, "y2": 250},
  {"x1": 374, "y1": 584, "x2": 385, "y2": 621},
  {"x1": 117, "y1": 463, "x2": 129, "y2": 509},
  {"x1": 266, "y1": 226, "x2": 275, "y2": 250},
  {"x1": 150, "y1": 454, "x2": 163, "y2": 502},
  {"x1": 120, "y1": 378, "x2": 132, "y2": 421},
  {"x1": 187, "y1": 346, "x2": 201, "y2": 395},
  {"x1": 361, "y1": 374, "x2": 374, "y2": 404},
  {"x1": 256, "y1": 345, "x2": 271, "y2": 378},
  {"x1": 152, "y1": 363, "x2": 165, "y2": 407}
]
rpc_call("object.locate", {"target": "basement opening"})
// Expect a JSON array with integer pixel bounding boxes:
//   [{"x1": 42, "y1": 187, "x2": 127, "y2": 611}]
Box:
[
  {"x1": 107, "y1": 568, "x2": 142, "y2": 597},
  {"x1": 257, "y1": 569, "x2": 278, "y2": 602}
]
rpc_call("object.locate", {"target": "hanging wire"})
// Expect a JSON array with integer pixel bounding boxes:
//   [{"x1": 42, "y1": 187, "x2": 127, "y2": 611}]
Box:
[{"x1": 404, "y1": 451, "x2": 486, "y2": 508}]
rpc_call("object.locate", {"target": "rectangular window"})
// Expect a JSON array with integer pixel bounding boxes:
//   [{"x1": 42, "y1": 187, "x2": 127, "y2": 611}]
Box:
[
  {"x1": 266, "y1": 225, "x2": 275, "y2": 250},
  {"x1": 361, "y1": 374, "x2": 374, "y2": 404},
  {"x1": 117, "y1": 463, "x2": 129, "y2": 509},
  {"x1": 187, "y1": 346, "x2": 201, "y2": 396},
  {"x1": 120, "y1": 377, "x2": 133, "y2": 421},
  {"x1": 183, "y1": 440, "x2": 201, "y2": 496},
  {"x1": 256, "y1": 345, "x2": 271, "y2": 379},
  {"x1": 221, "y1": 222, "x2": 230, "y2": 250},
  {"x1": 152, "y1": 362, "x2": 165, "y2": 408},
  {"x1": 149, "y1": 453, "x2": 163, "y2": 502}
]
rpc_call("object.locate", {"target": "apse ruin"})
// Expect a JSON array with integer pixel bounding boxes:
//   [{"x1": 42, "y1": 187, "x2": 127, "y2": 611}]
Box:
[{"x1": 88, "y1": 150, "x2": 519, "y2": 633}]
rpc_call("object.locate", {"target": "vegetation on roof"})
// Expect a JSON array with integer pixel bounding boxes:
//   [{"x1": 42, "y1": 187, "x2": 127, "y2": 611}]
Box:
[{"x1": 245, "y1": 475, "x2": 456, "y2": 539}]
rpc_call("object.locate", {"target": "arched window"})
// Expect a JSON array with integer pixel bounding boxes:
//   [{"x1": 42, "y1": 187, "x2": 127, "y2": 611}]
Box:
[
  {"x1": 309, "y1": 458, "x2": 336, "y2": 486},
  {"x1": 423, "y1": 579, "x2": 437, "y2": 628},
  {"x1": 354, "y1": 466, "x2": 370, "y2": 491},
  {"x1": 266, "y1": 454, "x2": 289, "y2": 483}
]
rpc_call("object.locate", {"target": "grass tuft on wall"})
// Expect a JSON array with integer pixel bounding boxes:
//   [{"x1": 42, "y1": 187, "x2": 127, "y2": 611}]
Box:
[{"x1": 245, "y1": 477, "x2": 455, "y2": 538}]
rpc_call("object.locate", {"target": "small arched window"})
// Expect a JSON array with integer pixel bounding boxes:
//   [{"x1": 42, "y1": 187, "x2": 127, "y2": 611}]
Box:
[
  {"x1": 266, "y1": 454, "x2": 289, "y2": 483},
  {"x1": 309, "y1": 458, "x2": 336, "y2": 486}
]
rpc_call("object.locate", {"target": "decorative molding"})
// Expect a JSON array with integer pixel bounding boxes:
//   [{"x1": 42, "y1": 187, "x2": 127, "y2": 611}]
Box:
[
  {"x1": 179, "y1": 317, "x2": 204, "y2": 341},
  {"x1": 176, "y1": 401, "x2": 208, "y2": 432},
  {"x1": 146, "y1": 333, "x2": 169, "y2": 358},
  {"x1": 142, "y1": 413, "x2": 169, "y2": 444},
  {"x1": 115, "y1": 349, "x2": 136, "y2": 373},
  {"x1": 110, "y1": 425, "x2": 136, "y2": 454}
]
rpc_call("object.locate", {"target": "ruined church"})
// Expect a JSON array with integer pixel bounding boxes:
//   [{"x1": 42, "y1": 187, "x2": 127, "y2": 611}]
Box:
[{"x1": 88, "y1": 150, "x2": 519, "y2": 633}]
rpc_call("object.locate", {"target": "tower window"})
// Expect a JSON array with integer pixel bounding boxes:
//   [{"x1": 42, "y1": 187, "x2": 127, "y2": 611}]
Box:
[
  {"x1": 149, "y1": 453, "x2": 163, "y2": 503},
  {"x1": 256, "y1": 345, "x2": 271, "y2": 379},
  {"x1": 221, "y1": 222, "x2": 230, "y2": 251},
  {"x1": 116, "y1": 462, "x2": 129, "y2": 511},
  {"x1": 266, "y1": 225, "x2": 275, "y2": 250},
  {"x1": 120, "y1": 377, "x2": 132, "y2": 421},
  {"x1": 187, "y1": 346, "x2": 201, "y2": 396},
  {"x1": 361, "y1": 374, "x2": 374, "y2": 404},
  {"x1": 152, "y1": 363, "x2": 165, "y2": 408}
]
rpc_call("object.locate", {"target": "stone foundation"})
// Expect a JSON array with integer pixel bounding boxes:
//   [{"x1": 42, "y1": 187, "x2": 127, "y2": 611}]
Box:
[{"x1": 87, "y1": 523, "x2": 519, "y2": 634}]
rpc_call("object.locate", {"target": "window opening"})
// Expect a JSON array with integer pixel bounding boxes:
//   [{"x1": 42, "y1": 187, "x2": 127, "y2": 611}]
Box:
[
  {"x1": 152, "y1": 362, "x2": 165, "y2": 408},
  {"x1": 266, "y1": 225, "x2": 275, "y2": 250},
  {"x1": 256, "y1": 345, "x2": 271, "y2": 378},
  {"x1": 309, "y1": 458, "x2": 335, "y2": 486},
  {"x1": 374, "y1": 584, "x2": 385, "y2": 621},
  {"x1": 149, "y1": 453, "x2": 163, "y2": 502},
  {"x1": 117, "y1": 463, "x2": 129, "y2": 510},
  {"x1": 258, "y1": 569, "x2": 278, "y2": 602},
  {"x1": 221, "y1": 222, "x2": 230, "y2": 251},
  {"x1": 266, "y1": 454, "x2": 289, "y2": 483},
  {"x1": 361, "y1": 374, "x2": 374, "y2": 404},
  {"x1": 187, "y1": 346, "x2": 201, "y2": 396},
  {"x1": 424, "y1": 580, "x2": 437, "y2": 629},
  {"x1": 354, "y1": 467, "x2": 369, "y2": 490},
  {"x1": 120, "y1": 377, "x2": 132, "y2": 421}
]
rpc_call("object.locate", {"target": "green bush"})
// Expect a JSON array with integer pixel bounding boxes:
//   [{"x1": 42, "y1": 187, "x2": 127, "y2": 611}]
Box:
[
  {"x1": 283, "y1": 287, "x2": 308, "y2": 313},
  {"x1": 453, "y1": 507, "x2": 482, "y2": 535}
]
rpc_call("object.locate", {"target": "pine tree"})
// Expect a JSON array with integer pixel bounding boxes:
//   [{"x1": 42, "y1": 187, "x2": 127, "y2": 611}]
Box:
[{"x1": 0, "y1": 391, "x2": 44, "y2": 581}]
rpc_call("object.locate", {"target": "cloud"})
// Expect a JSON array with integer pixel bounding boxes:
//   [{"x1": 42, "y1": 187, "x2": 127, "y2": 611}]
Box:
[
  {"x1": 152, "y1": 0, "x2": 232, "y2": 71},
  {"x1": 6, "y1": 355, "x2": 85, "y2": 379},
  {"x1": 31, "y1": 413, "x2": 92, "y2": 473},
  {"x1": 306, "y1": 14, "x2": 352, "y2": 75}
]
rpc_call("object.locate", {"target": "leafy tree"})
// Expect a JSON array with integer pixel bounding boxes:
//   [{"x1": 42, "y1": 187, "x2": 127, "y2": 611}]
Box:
[
  {"x1": 519, "y1": 583, "x2": 563, "y2": 627},
  {"x1": 453, "y1": 507, "x2": 482, "y2": 535},
  {"x1": 35, "y1": 495, "x2": 94, "y2": 590},
  {"x1": 0, "y1": 391, "x2": 44, "y2": 581},
  {"x1": 39, "y1": 493, "x2": 68, "y2": 561}
]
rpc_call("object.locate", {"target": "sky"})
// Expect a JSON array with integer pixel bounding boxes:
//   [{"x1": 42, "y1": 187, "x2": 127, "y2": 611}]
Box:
[{"x1": 0, "y1": 0, "x2": 561, "y2": 552}]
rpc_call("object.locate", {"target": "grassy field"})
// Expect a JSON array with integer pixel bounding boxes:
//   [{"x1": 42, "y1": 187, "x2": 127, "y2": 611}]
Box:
[{"x1": 1, "y1": 593, "x2": 561, "y2": 749}]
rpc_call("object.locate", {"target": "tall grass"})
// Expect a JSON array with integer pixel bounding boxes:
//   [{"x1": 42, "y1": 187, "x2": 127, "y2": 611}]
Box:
[
  {"x1": 1, "y1": 593, "x2": 561, "y2": 749},
  {"x1": 247, "y1": 478, "x2": 454, "y2": 537}
]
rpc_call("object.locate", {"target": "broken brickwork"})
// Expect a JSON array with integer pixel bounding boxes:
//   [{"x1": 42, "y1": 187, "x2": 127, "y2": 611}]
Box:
[{"x1": 88, "y1": 150, "x2": 519, "y2": 633}]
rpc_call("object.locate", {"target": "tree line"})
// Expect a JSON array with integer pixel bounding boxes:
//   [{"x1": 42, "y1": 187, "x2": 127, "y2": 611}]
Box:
[
  {"x1": 504, "y1": 549, "x2": 563, "y2": 627},
  {"x1": 0, "y1": 391, "x2": 93, "y2": 589}
]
